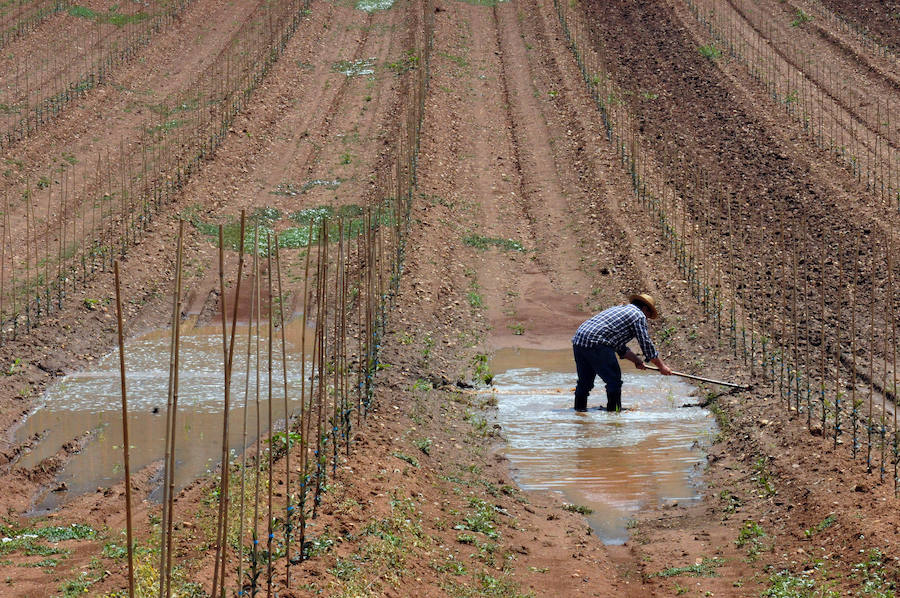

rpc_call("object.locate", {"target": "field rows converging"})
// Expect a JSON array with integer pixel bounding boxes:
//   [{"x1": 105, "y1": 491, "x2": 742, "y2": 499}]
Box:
[
  {"x1": 0, "y1": 0, "x2": 196, "y2": 148},
  {"x1": 685, "y1": 0, "x2": 899, "y2": 211},
  {"x1": 0, "y1": 0, "x2": 310, "y2": 335},
  {"x1": 0, "y1": 0, "x2": 900, "y2": 594},
  {"x1": 556, "y1": 0, "x2": 899, "y2": 489},
  {"x1": 0, "y1": 0, "x2": 435, "y2": 593}
]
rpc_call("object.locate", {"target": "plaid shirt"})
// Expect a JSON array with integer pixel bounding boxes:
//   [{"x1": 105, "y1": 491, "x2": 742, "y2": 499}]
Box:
[{"x1": 572, "y1": 304, "x2": 659, "y2": 361}]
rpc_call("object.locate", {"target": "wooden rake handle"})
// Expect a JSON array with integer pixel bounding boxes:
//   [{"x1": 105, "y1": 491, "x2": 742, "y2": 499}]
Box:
[{"x1": 643, "y1": 364, "x2": 748, "y2": 389}]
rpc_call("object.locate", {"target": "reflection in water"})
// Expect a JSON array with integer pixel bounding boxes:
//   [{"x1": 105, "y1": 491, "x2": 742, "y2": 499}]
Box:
[
  {"x1": 14, "y1": 319, "x2": 313, "y2": 513},
  {"x1": 492, "y1": 348, "x2": 715, "y2": 544}
]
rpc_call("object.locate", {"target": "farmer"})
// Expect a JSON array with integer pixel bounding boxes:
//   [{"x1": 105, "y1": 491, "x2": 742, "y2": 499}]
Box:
[{"x1": 572, "y1": 293, "x2": 673, "y2": 412}]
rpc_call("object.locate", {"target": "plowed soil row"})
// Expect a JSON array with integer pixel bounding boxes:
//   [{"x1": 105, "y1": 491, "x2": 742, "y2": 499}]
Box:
[
  {"x1": 585, "y1": 0, "x2": 898, "y2": 386},
  {"x1": 816, "y1": 0, "x2": 900, "y2": 51}
]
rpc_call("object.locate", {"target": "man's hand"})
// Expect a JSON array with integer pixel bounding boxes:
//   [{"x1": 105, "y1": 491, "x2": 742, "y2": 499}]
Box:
[
  {"x1": 651, "y1": 357, "x2": 673, "y2": 376},
  {"x1": 624, "y1": 349, "x2": 645, "y2": 369}
]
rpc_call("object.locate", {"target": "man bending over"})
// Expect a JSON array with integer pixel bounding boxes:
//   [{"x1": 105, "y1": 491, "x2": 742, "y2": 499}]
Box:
[{"x1": 571, "y1": 293, "x2": 673, "y2": 412}]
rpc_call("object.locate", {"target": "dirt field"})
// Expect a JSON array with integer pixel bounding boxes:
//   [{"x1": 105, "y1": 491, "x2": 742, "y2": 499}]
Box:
[{"x1": 0, "y1": 0, "x2": 898, "y2": 596}]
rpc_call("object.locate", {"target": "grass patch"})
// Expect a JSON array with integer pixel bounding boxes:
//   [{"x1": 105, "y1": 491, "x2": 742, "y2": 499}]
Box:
[
  {"x1": 698, "y1": 44, "x2": 722, "y2": 60},
  {"x1": 184, "y1": 202, "x2": 392, "y2": 254},
  {"x1": 507, "y1": 323, "x2": 525, "y2": 335},
  {"x1": 333, "y1": 495, "x2": 428, "y2": 592},
  {"x1": 392, "y1": 451, "x2": 419, "y2": 467},
  {"x1": 453, "y1": 497, "x2": 500, "y2": 540},
  {"x1": 562, "y1": 503, "x2": 594, "y2": 515},
  {"x1": 791, "y1": 9, "x2": 813, "y2": 27},
  {"x1": 736, "y1": 520, "x2": 766, "y2": 560},
  {"x1": 414, "y1": 437, "x2": 432, "y2": 455},
  {"x1": 456, "y1": 0, "x2": 507, "y2": 5},
  {"x1": 751, "y1": 457, "x2": 776, "y2": 497},
  {"x1": 652, "y1": 557, "x2": 724, "y2": 578},
  {"x1": 356, "y1": 0, "x2": 395, "y2": 12},
  {"x1": 735, "y1": 520, "x2": 764, "y2": 548},
  {"x1": 804, "y1": 514, "x2": 836, "y2": 537},
  {"x1": 763, "y1": 566, "x2": 838, "y2": 598},
  {"x1": 387, "y1": 50, "x2": 419, "y2": 74},
  {"x1": 464, "y1": 234, "x2": 525, "y2": 252},
  {"x1": 473, "y1": 353, "x2": 493, "y2": 386},
  {"x1": 439, "y1": 51, "x2": 468, "y2": 68}
]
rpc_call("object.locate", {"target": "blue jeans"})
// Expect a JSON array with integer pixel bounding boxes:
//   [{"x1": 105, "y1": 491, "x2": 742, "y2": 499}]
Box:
[{"x1": 573, "y1": 344, "x2": 622, "y2": 411}]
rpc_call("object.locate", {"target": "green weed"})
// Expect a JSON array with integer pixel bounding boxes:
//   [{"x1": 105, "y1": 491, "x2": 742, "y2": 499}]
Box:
[
  {"x1": 652, "y1": 557, "x2": 724, "y2": 578},
  {"x1": 852, "y1": 549, "x2": 896, "y2": 596},
  {"x1": 791, "y1": 9, "x2": 813, "y2": 26},
  {"x1": 453, "y1": 497, "x2": 499, "y2": 540},
  {"x1": 698, "y1": 44, "x2": 722, "y2": 60},
  {"x1": 804, "y1": 514, "x2": 836, "y2": 537},
  {"x1": 473, "y1": 354, "x2": 493, "y2": 386},
  {"x1": 464, "y1": 234, "x2": 525, "y2": 252},
  {"x1": 752, "y1": 457, "x2": 776, "y2": 497},
  {"x1": 562, "y1": 503, "x2": 593, "y2": 515},
  {"x1": 763, "y1": 566, "x2": 838, "y2": 598},
  {"x1": 387, "y1": 50, "x2": 419, "y2": 74},
  {"x1": 467, "y1": 289, "x2": 484, "y2": 309},
  {"x1": 414, "y1": 438, "x2": 433, "y2": 455},
  {"x1": 392, "y1": 451, "x2": 419, "y2": 467}
]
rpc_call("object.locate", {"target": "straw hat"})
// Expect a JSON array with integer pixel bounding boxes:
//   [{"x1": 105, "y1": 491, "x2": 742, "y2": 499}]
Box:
[{"x1": 629, "y1": 293, "x2": 659, "y2": 319}]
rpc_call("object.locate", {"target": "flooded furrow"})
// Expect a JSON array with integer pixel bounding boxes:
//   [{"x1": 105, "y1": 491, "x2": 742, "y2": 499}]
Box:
[
  {"x1": 492, "y1": 348, "x2": 716, "y2": 544},
  {"x1": 12, "y1": 319, "x2": 312, "y2": 513}
]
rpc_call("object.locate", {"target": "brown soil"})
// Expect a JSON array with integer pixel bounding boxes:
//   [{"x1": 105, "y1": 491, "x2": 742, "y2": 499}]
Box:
[
  {"x1": 0, "y1": 0, "x2": 898, "y2": 596},
  {"x1": 815, "y1": 0, "x2": 900, "y2": 51}
]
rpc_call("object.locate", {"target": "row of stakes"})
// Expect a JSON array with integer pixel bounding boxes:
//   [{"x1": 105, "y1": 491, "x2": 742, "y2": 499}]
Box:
[{"x1": 554, "y1": 0, "x2": 899, "y2": 488}]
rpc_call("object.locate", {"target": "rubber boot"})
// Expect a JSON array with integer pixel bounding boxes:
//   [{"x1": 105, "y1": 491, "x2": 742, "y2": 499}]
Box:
[
  {"x1": 574, "y1": 394, "x2": 588, "y2": 412},
  {"x1": 605, "y1": 388, "x2": 622, "y2": 412}
]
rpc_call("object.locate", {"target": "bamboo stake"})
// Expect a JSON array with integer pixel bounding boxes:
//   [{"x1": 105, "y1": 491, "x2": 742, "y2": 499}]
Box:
[
  {"x1": 1, "y1": 192, "x2": 6, "y2": 335},
  {"x1": 160, "y1": 220, "x2": 184, "y2": 598},
  {"x1": 114, "y1": 260, "x2": 135, "y2": 598},
  {"x1": 851, "y1": 239, "x2": 859, "y2": 458},
  {"x1": 889, "y1": 235, "x2": 897, "y2": 492},
  {"x1": 867, "y1": 250, "x2": 876, "y2": 473},
  {"x1": 820, "y1": 248, "x2": 826, "y2": 435},
  {"x1": 273, "y1": 234, "x2": 292, "y2": 583},
  {"x1": 213, "y1": 212, "x2": 245, "y2": 597},
  {"x1": 881, "y1": 243, "x2": 889, "y2": 483},
  {"x1": 313, "y1": 224, "x2": 328, "y2": 518},
  {"x1": 251, "y1": 226, "x2": 262, "y2": 595},
  {"x1": 236, "y1": 235, "x2": 257, "y2": 594},
  {"x1": 835, "y1": 238, "x2": 843, "y2": 450},
  {"x1": 332, "y1": 223, "x2": 341, "y2": 475},
  {"x1": 266, "y1": 234, "x2": 274, "y2": 598},
  {"x1": 297, "y1": 234, "x2": 312, "y2": 561}
]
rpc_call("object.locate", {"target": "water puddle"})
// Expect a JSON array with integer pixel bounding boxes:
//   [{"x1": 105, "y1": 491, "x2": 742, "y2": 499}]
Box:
[
  {"x1": 332, "y1": 58, "x2": 377, "y2": 77},
  {"x1": 355, "y1": 0, "x2": 394, "y2": 12},
  {"x1": 270, "y1": 179, "x2": 342, "y2": 197},
  {"x1": 12, "y1": 319, "x2": 313, "y2": 514},
  {"x1": 491, "y1": 348, "x2": 716, "y2": 544}
]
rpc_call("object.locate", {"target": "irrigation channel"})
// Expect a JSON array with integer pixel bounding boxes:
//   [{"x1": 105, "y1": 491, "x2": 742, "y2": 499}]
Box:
[
  {"x1": 12, "y1": 318, "x2": 314, "y2": 513},
  {"x1": 490, "y1": 348, "x2": 717, "y2": 544}
]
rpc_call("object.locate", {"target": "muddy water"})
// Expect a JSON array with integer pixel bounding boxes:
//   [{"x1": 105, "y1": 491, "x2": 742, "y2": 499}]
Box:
[
  {"x1": 13, "y1": 319, "x2": 313, "y2": 513},
  {"x1": 492, "y1": 348, "x2": 716, "y2": 544}
]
